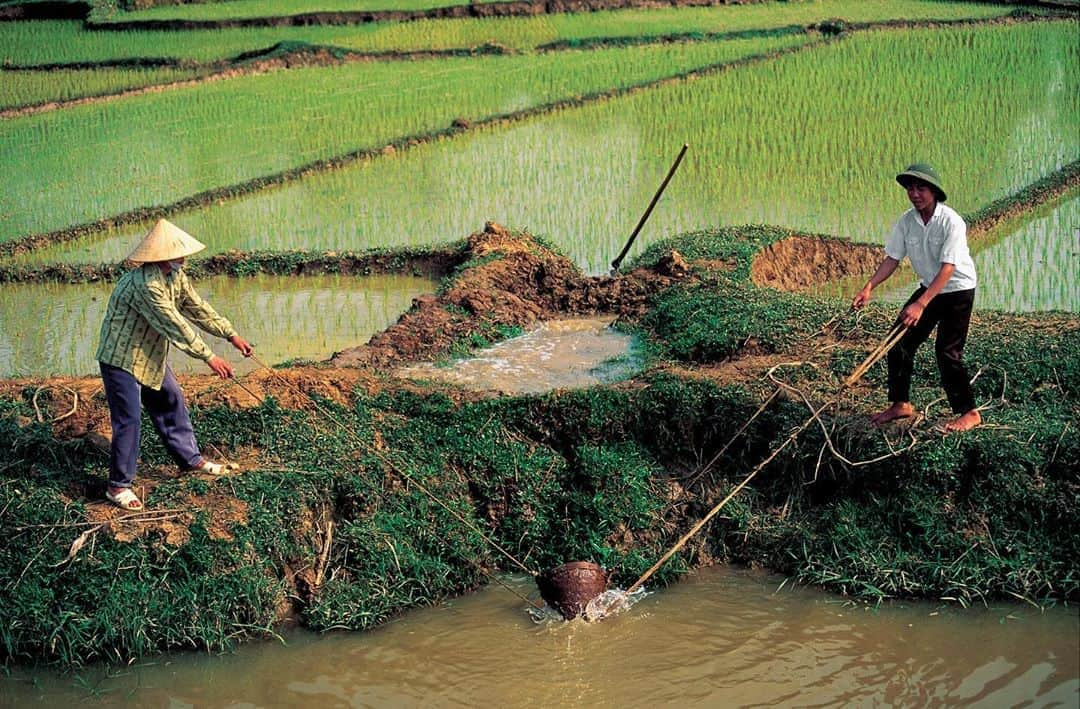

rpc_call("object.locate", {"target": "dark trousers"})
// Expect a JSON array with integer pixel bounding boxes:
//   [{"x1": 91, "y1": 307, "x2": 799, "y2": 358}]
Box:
[
  {"x1": 887, "y1": 287, "x2": 976, "y2": 414},
  {"x1": 100, "y1": 362, "x2": 202, "y2": 489}
]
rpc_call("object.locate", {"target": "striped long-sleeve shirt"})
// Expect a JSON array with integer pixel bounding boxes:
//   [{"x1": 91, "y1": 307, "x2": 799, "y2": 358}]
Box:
[{"x1": 96, "y1": 264, "x2": 237, "y2": 389}]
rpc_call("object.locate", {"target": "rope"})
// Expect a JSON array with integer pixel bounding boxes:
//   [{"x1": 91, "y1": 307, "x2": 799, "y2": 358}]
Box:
[
  {"x1": 32, "y1": 385, "x2": 79, "y2": 424},
  {"x1": 242, "y1": 354, "x2": 538, "y2": 577},
  {"x1": 626, "y1": 319, "x2": 909, "y2": 594}
]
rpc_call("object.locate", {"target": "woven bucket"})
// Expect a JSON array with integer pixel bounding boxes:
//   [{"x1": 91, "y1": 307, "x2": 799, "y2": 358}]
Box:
[{"x1": 536, "y1": 561, "x2": 608, "y2": 620}]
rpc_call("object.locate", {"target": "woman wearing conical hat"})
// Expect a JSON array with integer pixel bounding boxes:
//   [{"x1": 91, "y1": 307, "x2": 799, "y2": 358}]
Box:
[
  {"x1": 96, "y1": 219, "x2": 253, "y2": 510},
  {"x1": 851, "y1": 163, "x2": 981, "y2": 433}
]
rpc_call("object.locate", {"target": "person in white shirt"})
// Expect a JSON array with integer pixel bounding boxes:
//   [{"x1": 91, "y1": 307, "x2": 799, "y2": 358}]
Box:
[{"x1": 851, "y1": 163, "x2": 981, "y2": 432}]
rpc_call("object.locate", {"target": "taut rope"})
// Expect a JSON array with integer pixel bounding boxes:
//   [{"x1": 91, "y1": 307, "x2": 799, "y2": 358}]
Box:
[{"x1": 626, "y1": 322, "x2": 908, "y2": 594}]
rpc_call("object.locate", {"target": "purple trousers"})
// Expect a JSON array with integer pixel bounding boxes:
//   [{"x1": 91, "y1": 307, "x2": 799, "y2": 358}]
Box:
[{"x1": 100, "y1": 362, "x2": 202, "y2": 489}]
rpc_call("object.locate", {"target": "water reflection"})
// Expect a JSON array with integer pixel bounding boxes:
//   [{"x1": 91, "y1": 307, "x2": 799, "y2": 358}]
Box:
[
  {"x1": 0, "y1": 273, "x2": 433, "y2": 378},
  {"x1": 3, "y1": 566, "x2": 1077, "y2": 706}
]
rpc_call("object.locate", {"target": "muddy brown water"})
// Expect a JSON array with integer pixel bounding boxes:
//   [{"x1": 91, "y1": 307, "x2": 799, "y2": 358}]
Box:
[
  {"x1": 395, "y1": 317, "x2": 642, "y2": 393},
  {"x1": 3, "y1": 566, "x2": 1076, "y2": 707}
]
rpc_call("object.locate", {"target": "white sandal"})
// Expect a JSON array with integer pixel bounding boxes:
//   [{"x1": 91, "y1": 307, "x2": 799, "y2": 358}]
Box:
[
  {"x1": 106, "y1": 488, "x2": 143, "y2": 510},
  {"x1": 192, "y1": 460, "x2": 236, "y2": 476}
]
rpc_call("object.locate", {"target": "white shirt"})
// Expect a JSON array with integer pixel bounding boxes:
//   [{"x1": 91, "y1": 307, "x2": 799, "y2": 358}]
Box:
[{"x1": 885, "y1": 203, "x2": 977, "y2": 292}]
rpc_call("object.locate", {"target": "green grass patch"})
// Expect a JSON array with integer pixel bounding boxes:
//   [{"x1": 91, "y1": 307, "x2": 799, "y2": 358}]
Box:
[{"x1": 1, "y1": 339, "x2": 1076, "y2": 665}]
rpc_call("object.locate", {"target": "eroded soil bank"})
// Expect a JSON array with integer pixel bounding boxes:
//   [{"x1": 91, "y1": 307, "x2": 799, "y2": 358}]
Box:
[{"x1": 1, "y1": 223, "x2": 1076, "y2": 666}]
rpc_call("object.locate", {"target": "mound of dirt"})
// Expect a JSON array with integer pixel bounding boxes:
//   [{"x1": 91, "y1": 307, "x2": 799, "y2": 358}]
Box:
[
  {"x1": 331, "y1": 222, "x2": 689, "y2": 368},
  {"x1": 750, "y1": 235, "x2": 882, "y2": 292}
]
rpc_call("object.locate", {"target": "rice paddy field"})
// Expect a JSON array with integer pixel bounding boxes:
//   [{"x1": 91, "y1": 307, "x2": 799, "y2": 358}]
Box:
[
  {"x1": 0, "y1": 2, "x2": 1022, "y2": 64},
  {"x1": 0, "y1": 273, "x2": 434, "y2": 377},
  {"x1": 103, "y1": 0, "x2": 509, "y2": 20},
  {"x1": 0, "y1": 0, "x2": 1077, "y2": 377},
  {"x1": 0, "y1": 66, "x2": 208, "y2": 111}
]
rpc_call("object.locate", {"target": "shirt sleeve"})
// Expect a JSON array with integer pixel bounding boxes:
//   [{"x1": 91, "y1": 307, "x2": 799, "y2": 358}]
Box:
[
  {"x1": 176, "y1": 272, "x2": 238, "y2": 341},
  {"x1": 937, "y1": 212, "x2": 969, "y2": 265},
  {"x1": 130, "y1": 277, "x2": 217, "y2": 362},
  {"x1": 884, "y1": 214, "x2": 907, "y2": 262}
]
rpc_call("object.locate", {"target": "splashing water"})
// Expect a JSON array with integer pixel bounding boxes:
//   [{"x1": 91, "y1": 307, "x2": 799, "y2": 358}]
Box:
[
  {"x1": 584, "y1": 587, "x2": 650, "y2": 621},
  {"x1": 396, "y1": 318, "x2": 642, "y2": 394},
  {"x1": 527, "y1": 587, "x2": 650, "y2": 623}
]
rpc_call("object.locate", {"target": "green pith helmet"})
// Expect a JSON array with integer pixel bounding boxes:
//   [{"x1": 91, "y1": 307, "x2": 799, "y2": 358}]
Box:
[{"x1": 896, "y1": 163, "x2": 947, "y2": 202}]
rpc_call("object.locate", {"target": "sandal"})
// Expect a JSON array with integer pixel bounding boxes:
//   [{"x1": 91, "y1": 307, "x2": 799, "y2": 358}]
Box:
[
  {"x1": 106, "y1": 488, "x2": 143, "y2": 511},
  {"x1": 191, "y1": 459, "x2": 236, "y2": 476}
]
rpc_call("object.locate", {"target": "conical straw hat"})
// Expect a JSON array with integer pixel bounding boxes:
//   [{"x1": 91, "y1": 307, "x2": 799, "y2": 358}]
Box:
[{"x1": 126, "y1": 219, "x2": 206, "y2": 263}]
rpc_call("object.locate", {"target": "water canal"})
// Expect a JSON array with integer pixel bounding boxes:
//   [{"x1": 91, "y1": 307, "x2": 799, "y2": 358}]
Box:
[{"x1": 3, "y1": 566, "x2": 1076, "y2": 706}]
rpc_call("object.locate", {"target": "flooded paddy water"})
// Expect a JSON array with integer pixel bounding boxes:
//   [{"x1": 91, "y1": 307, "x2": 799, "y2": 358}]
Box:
[
  {"x1": 4, "y1": 566, "x2": 1076, "y2": 706},
  {"x1": 0, "y1": 273, "x2": 433, "y2": 378}
]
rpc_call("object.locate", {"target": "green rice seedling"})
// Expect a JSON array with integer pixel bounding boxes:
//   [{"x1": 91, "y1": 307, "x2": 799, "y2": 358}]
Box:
[
  {"x1": 327, "y1": 0, "x2": 1022, "y2": 55},
  {"x1": 0, "y1": 67, "x2": 206, "y2": 112},
  {"x1": 0, "y1": 1, "x2": 1021, "y2": 66},
  {"x1": 108, "y1": 0, "x2": 509, "y2": 22},
  {"x1": 0, "y1": 34, "x2": 813, "y2": 242},
  {"x1": 24, "y1": 22, "x2": 1073, "y2": 287}
]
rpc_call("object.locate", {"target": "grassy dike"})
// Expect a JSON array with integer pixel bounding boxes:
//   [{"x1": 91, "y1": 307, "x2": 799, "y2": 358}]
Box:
[{"x1": 1, "y1": 225, "x2": 1077, "y2": 667}]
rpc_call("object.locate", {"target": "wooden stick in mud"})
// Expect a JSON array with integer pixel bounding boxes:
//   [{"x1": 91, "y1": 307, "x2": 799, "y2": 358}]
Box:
[{"x1": 610, "y1": 143, "x2": 689, "y2": 274}]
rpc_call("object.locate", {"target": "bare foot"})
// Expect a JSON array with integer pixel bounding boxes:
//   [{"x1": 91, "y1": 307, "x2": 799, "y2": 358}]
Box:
[
  {"x1": 943, "y1": 409, "x2": 981, "y2": 433},
  {"x1": 869, "y1": 402, "x2": 915, "y2": 427}
]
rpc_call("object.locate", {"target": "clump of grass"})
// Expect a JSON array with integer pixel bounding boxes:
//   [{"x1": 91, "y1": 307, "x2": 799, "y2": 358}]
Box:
[{"x1": 641, "y1": 279, "x2": 838, "y2": 362}]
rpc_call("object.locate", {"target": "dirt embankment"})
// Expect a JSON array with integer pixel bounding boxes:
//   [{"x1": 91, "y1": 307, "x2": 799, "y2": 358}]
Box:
[
  {"x1": 332, "y1": 221, "x2": 692, "y2": 367},
  {"x1": 3, "y1": 221, "x2": 1076, "y2": 666},
  {"x1": 750, "y1": 235, "x2": 882, "y2": 292}
]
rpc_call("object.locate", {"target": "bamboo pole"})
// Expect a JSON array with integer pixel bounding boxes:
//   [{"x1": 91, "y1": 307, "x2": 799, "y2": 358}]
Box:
[
  {"x1": 626, "y1": 323, "x2": 908, "y2": 594},
  {"x1": 610, "y1": 143, "x2": 689, "y2": 274}
]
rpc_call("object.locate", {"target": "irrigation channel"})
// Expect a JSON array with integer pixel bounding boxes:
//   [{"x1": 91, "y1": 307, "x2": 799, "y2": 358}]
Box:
[{"x1": 4, "y1": 566, "x2": 1077, "y2": 705}]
